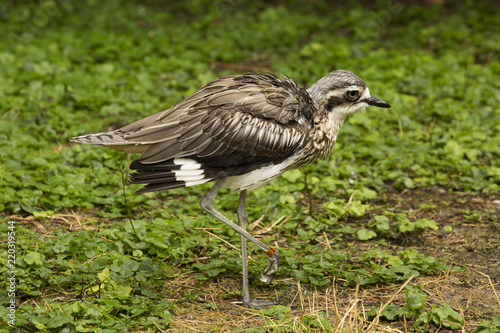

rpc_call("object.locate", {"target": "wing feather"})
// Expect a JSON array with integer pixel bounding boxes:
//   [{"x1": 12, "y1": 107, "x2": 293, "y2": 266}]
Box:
[
  {"x1": 111, "y1": 73, "x2": 315, "y2": 166},
  {"x1": 125, "y1": 122, "x2": 179, "y2": 142}
]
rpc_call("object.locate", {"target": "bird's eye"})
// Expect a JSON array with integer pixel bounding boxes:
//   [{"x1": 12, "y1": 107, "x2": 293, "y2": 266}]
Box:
[{"x1": 346, "y1": 90, "x2": 359, "y2": 100}]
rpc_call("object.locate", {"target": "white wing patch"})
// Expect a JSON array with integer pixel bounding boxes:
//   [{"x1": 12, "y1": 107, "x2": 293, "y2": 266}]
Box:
[
  {"x1": 172, "y1": 158, "x2": 205, "y2": 182},
  {"x1": 173, "y1": 158, "x2": 202, "y2": 170}
]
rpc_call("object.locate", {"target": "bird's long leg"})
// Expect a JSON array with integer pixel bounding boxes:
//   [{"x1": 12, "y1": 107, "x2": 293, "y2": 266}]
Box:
[
  {"x1": 237, "y1": 190, "x2": 251, "y2": 306},
  {"x1": 237, "y1": 190, "x2": 279, "y2": 308},
  {"x1": 200, "y1": 181, "x2": 279, "y2": 307}
]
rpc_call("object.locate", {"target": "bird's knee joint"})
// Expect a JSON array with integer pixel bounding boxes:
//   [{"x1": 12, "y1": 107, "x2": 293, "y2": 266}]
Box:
[{"x1": 200, "y1": 197, "x2": 212, "y2": 212}]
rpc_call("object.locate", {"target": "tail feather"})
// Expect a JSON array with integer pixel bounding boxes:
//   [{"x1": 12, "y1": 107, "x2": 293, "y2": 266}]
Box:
[
  {"x1": 129, "y1": 157, "x2": 228, "y2": 193},
  {"x1": 129, "y1": 159, "x2": 178, "y2": 170},
  {"x1": 70, "y1": 131, "x2": 149, "y2": 153},
  {"x1": 69, "y1": 131, "x2": 129, "y2": 145},
  {"x1": 135, "y1": 182, "x2": 189, "y2": 193},
  {"x1": 130, "y1": 171, "x2": 178, "y2": 183}
]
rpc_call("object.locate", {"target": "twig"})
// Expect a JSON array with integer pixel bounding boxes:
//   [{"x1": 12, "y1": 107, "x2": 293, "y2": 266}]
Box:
[
  {"x1": 322, "y1": 231, "x2": 333, "y2": 251},
  {"x1": 152, "y1": 320, "x2": 168, "y2": 333},
  {"x1": 248, "y1": 203, "x2": 270, "y2": 231},
  {"x1": 332, "y1": 277, "x2": 340, "y2": 322},
  {"x1": 473, "y1": 269, "x2": 500, "y2": 308},
  {"x1": 366, "y1": 275, "x2": 416, "y2": 332},
  {"x1": 174, "y1": 320, "x2": 201, "y2": 332},
  {"x1": 120, "y1": 156, "x2": 141, "y2": 241},
  {"x1": 346, "y1": 192, "x2": 355, "y2": 207},
  {"x1": 335, "y1": 299, "x2": 359, "y2": 331},
  {"x1": 302, "y1": 167, "x2": 315, "y2": 218},
  {"x1": 297, "y1": 280, "x2": 305, "y2": 312},
  {"x1": 201, "y1": 229, "x2": 240, "y2": 254}
]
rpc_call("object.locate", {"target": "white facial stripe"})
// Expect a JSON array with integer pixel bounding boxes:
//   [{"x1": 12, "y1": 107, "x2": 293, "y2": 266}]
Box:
[
  {"x1": 325, "y1": 90, "x2": 343, "y2": 100},
  {"x1": 325, "y1": 85, "x2": 367, "y2": 101},
  {"x1": 324, "y1": 85, "x2": 371, "y2": 118},
  {"x1": 361, "y1": 87, "x2": 371, "y2": 100}
]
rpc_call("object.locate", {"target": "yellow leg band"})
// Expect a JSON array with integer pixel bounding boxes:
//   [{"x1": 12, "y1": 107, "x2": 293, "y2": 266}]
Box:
[{"x1": 266, "y1": 247, "x2": 276, "y2": 257}]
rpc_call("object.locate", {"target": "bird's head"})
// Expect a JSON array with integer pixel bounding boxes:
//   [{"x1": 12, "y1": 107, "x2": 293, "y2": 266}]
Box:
[{"x1": 307, "y1": 70, "x2": 391, "y2": 120}]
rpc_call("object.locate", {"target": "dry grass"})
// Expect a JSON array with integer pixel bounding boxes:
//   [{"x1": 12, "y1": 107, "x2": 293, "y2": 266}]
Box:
[{"x1": 157, "y1": 267, "x2": 498, "y2": 332}]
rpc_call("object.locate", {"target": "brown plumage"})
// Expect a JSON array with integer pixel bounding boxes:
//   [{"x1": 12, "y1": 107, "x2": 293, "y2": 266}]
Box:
[{"x1": 70, "y1": 70, "x2": 391, "y2": 308}]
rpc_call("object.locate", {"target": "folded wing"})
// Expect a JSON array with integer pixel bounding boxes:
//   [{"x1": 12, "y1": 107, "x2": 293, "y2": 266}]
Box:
[{"x1": 119, "y1": 73, "x2": 316, "y2": 167}]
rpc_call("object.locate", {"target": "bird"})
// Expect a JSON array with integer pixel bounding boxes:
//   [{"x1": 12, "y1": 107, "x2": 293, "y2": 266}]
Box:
[{"x1": 70, "y1": 70, "x2": 391, "y2": 308}]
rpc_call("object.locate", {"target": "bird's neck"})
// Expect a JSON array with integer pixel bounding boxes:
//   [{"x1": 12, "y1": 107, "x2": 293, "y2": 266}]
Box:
[
  {"x1": 291, "y1": 110, "x2": 345, "y2": 168},
  {"x1": 312, "y1": 111, "x2": 346, "y2": 159}
]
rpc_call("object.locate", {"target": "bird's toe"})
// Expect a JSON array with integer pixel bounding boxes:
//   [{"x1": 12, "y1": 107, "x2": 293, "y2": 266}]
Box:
[
  {"x1": 260, "y1": 252, "x2": 279, "y2": 284},
  {"x1": 243, "y1": 298, "x2": 279, "y2": 309}
]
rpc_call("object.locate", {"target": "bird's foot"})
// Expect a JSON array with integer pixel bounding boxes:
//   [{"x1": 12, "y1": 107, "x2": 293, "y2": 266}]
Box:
[
  {"x1": 243, "y1": 298, "x2": 279, "y2": 309},
  {"x1": 260, "y1": 252, "x2": 279, "y2": 284}
]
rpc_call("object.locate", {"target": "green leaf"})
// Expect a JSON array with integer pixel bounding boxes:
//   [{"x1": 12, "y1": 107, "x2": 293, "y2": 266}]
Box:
[
  {"x1": 47, "y1": 314, "x2": 71, "y2": 328},
  {"x1": 444, "y1": 140, "x2": 464, "y2": 160},
  {"x1": 367, "y1": 304, "x2": 401, "y2": 321},
  {"x1": 404, "y1": 286, "x2": 427, "y2": 310},
  {"x1": 415, "y1": 218, "x2": 438, "y2": 231},
  {"x1": 111, "y1": 285, "x2": 132, "y2": 298},
  {"x1": 398, "y1": 220, "x2": 415, "y2": 233},
  {"x1": 139, "y1": 258, "x2": 154, "y2": 273},
  {"x1": 403, "y1": 177, "x2": 415, "y2": 188},
  {"x1": 431, "y1": 303, "x2": 463, "y2": 330},
  {"x1": 371, "y1": 215, "x2": 390, "y2": 233},
  {"x1": 473, "y1": 316, "x2": 500, "y2": 333},
  {"x1": 337, "y1": 225, "x2": 357, "y2": 234},
  {"x1": 261, "y1": 305, "x2": 290, "y2": 319},
  {"x1": 348, "y1": 200, "x2": 368, "y2": 216},
  {"x1": 85, "y1": 306, "x2": 104, "y2": 318},
  {"x1": 24, "y1": 251, "x2": 43, "y2": 266},
  {"x1": 97, "y1": 267, "x2": 111, "y2": 282},
  {"x1": 33, "y1": 210, "x2": 54, "y2": 218},
  {"x1": 141, "y1": 289, "x2": 158, "y2": 298},
  {"x1": 357, "y1": 229, "x2": 377, "y2": 240},
  {"x1": 119, "y1": 259, "x2": 139, "y2": 277}
]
